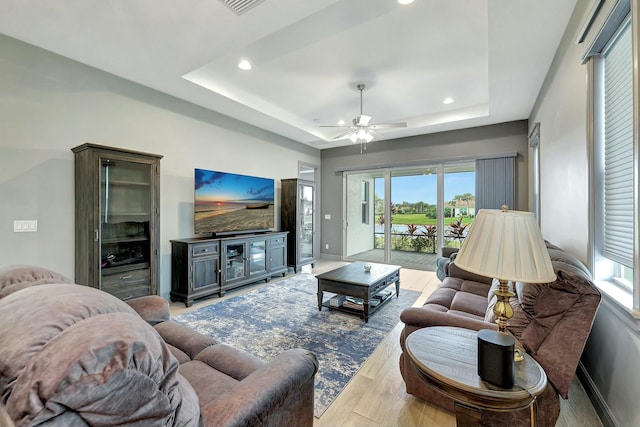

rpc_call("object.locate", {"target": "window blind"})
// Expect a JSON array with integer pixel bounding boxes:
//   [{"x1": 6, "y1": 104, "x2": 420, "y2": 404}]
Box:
[
  {"x1": 603, "y1": 20, "x2": 633, "y2": 268},
  {"x1": 475, "y1": 156, "x2": 515, "y2": 211}
]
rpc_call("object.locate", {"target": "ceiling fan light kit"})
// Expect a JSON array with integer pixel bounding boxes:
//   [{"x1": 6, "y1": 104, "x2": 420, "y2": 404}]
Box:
[{"x1": 320, "y1": 83, "x2": 407, "y2": 153}]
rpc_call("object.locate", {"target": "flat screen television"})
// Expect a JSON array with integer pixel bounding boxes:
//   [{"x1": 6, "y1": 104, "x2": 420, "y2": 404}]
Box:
[{"x1": 194, "y1": 168, "x2": 275, "y2": 236}]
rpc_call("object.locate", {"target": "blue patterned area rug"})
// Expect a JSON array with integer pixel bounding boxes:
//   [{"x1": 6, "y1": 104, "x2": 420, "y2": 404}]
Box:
[{"x1": 172, "y1": 272, "x2": 420, "y2": 417}]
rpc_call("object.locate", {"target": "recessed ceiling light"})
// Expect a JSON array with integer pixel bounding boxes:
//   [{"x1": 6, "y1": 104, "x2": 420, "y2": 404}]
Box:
[
  {"x1": 443, "y1": 97, "x2": 454, "y2": 104},
  {"x1": 238, "y1": 59, "x2": 252, "y2": 71},
  {"x1": 338, "y1": 120, "x2": 346, "y2": 125},
  {"x1": 398, "y1": 0, "x2": 415, "y2": 5}
]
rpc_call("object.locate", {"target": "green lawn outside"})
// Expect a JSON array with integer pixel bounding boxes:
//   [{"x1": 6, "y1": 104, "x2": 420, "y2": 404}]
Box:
[{"x1": 385, "y1": 213, "x2": 474, "y2": 226}]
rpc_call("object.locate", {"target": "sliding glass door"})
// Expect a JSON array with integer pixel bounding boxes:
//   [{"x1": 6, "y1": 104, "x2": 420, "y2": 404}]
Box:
[
  {"x1": 344, "y1": 171, "x2": 384, "y2": 262},
  {"x1": 344, "y1": 162, "x2": 475, "y2": 270},
  {"x1": 389, "y1": 168, "x2": 438, "y2": 269},
  {"x1": 443, "y1": 164, "x2": 476, "y2": 249}
]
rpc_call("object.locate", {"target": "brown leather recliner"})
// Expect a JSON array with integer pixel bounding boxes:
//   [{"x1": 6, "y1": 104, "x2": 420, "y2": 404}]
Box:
[{"x1": 399, "y1": 243, "x2": 601, "y2": 427}]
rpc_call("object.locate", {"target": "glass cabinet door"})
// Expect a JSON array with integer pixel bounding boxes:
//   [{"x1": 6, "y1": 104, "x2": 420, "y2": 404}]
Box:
[
  {"x1": 225, "y1": 242, "x2": 246, "y2": 281},
  {"x1": 299, "y1": 183, "x2": 314, "y2": 261},
  {"x1": 249, "y1": 239, "x2": 267, "y2": 276},
  {"x1": 100, "y1": 158, "x2": 152, "y2": 276}
]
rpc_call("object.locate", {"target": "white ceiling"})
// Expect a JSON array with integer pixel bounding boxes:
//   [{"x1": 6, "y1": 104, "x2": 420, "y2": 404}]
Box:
[{"x1": 0, "y1": 0, "x2": 577, "y2": 149}]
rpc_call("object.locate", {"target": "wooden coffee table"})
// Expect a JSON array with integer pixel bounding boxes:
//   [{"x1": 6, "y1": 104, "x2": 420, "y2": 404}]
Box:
[
  {"x1": 405, "y1": 326, "x2": 547, "y2": 426},
  {"x1": 316, "y1": 261, "x2": 401, "y2": 323}
]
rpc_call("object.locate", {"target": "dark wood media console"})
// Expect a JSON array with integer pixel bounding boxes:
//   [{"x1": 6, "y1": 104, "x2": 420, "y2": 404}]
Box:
[{"x1": 170, "y1": 231, "x2": 288, "y2": 307}]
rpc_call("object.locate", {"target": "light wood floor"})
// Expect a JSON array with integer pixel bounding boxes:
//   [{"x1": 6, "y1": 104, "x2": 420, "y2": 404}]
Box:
[{"x1": 169, "y1": 259, "x2": 603, "y2": 427}]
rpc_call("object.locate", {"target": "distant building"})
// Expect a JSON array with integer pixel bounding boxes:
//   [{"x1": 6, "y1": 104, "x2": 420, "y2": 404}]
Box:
[{"x1": 444, "y1": 201, "x2": 475, "y2": 218}]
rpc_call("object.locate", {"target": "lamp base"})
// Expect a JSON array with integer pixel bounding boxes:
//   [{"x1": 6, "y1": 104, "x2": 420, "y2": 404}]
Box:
[{"x1": 477, "y1": 329, "x2": 515, "y2": 388}]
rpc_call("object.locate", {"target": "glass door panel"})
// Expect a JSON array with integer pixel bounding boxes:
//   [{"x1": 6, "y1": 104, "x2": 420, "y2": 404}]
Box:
[
  {"x1": 225, "y1": 242, "x2": 246, "y2": 281},
  {"x1": 443, "y1": 163, "x2": 476, "y2": 249},
  {"x1": 249, "y1": 239, "x2": 267, "y2": 275},
  {"x1": 299, "y1": 183, "x2": 314, "y2": 261},
  {"x1": 100, "y1": 158, "x2": 152, "y2": 277},
  {"x1": 389, "y1": 168, "x2": 438, "y2": 268}
]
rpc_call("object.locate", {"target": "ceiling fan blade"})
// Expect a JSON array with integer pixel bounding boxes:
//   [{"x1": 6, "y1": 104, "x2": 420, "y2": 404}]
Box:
[
  {"x1": 355, "y1": 114, "x2": 372, "y2": 126},
  {"x1": 319, "y1": 125, "x2": 350, "y2": 128},
  {"x1": 332, "y1": 130, "x2": 355, "y2": 140},
  {"x1": 369, "y1": 122, "x2": 407, "y2": 129}
]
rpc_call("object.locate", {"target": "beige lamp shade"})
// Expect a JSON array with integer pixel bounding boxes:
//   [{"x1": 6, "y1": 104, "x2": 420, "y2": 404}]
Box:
[{"x1": 453, "y1": 209, "x2": 556, "y2": 283}]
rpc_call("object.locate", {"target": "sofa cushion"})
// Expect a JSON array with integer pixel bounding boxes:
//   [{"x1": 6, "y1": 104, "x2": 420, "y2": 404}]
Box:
[
  {"x1": 516, "y1": 268, "x2": 596, "y2": 352},
  {"x1": 0, "y1": 265, "x2": 72, "y2": 298},
  {"x1": 0, "y1": 283, "x2": 138, "y2": 394},
  {"x1": 179, "y1": 360, "x2": 240, "y2": 408},
  {"x1": 425, "y1": 277, "x2": 491, "y2": 318},
  {"x1": 6, "y1": 313, "x2": 199, "y2": 427},
  {"x1": 449, "y1": 292, "x2": 487, "y2": 318},
  {"x1": 0, "y1": 284, "x2": 200, "y2": 426}
]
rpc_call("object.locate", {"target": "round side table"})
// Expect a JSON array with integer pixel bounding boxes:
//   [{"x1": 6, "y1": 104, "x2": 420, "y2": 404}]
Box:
[{"x1": 405, "y1": 326, "x2": 547, "y2": 426}]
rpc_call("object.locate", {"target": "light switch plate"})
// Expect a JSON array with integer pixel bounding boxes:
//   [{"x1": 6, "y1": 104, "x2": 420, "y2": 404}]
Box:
[{"x1": 14, "y1": 220, "x2": 38, "y2": 232}]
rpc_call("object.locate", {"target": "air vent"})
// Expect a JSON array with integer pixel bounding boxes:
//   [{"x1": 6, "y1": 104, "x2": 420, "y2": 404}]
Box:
[{"x1": 220, "y1": 0, "x2": 266, "y2": 15}]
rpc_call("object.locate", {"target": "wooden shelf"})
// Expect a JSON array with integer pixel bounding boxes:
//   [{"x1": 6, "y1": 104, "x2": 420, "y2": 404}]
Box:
[{"x1": 322, "y1": 287, "x2": 395, "y2": 318}]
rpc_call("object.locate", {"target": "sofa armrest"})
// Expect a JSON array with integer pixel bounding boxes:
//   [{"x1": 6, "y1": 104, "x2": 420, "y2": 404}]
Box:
[
  {"x1": 400, "y1": 307, "x2": 497, "y2": 332},
  {"x1": 199, "y1": 348, "x2": 319, "y2": 427},
  {"x1": 154, "y1": 320, "x2": 218, "y2": 360},
  {"x1": 441, "y1": 247, "x2": 459, "y2": 258},
  {"x1": 195, "y1": 343, "x2": 265, "y2": 381},
  {"x1": 126, "y1": 295, "x2": 170, "y2": 325}
]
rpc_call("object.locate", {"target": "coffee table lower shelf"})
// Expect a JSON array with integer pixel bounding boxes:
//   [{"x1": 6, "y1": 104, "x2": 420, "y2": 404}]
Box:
[{"x1": 321, "y1": 288, "x2": 395, "y2": 319}]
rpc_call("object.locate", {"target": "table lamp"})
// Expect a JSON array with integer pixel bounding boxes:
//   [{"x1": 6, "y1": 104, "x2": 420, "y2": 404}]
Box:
[{"x1": 453, "y1": 207, "x2": 556, "y2": 388}]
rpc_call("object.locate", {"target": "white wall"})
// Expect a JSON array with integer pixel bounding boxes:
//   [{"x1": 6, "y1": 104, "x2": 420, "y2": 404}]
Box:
[
  {"x1": 530, "y1": 2, "x2": 640, "y2": 426},
  {"x1": 0, "y1": 34, "x2": 320, "y2": 298},
  {"x1": 528, "y1": 3, "x2": 590, "y2": 262}
]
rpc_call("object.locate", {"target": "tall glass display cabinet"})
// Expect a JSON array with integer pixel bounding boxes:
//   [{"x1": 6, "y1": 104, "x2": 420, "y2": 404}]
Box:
[
  {"x1": 281, "y1": 178, "x2": 315, "y2": 272},
  {"x1": 72, "y1": 143, "x2": 162, "y2": 300}
]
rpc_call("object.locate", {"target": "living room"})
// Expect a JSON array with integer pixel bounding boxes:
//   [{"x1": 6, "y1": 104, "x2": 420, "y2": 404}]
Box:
[{"x1": 1, "y1": 1, "x2": 638, "y2": 426}]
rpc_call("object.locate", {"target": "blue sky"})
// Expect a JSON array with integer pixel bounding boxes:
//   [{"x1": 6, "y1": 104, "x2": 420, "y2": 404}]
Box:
[
  {"x1": 195, "y1": 169, "x2": 274, "y2": 203},
  {"x1": 375, "y1": 172, "x2": 475, "y2": 205}
]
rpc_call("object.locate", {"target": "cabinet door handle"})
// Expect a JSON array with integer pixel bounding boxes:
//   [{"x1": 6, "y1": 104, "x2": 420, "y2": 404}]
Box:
[
  {"x1": 120, "y1": 275, "x2": 132, "y2": 280},
  {"x1": 94, "y1": 229, "x2": 99, "y2": 242}
]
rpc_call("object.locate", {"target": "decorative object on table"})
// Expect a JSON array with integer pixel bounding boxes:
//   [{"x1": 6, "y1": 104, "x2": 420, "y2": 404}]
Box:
[
  {"x1": 173, "y1": 272, "x2": 420, "y2": 417},
  {"x1": 453, "y1": 206, "x2": 555, "y2": 388},
  {"x1": 364, "y1": 264, "x2": 372, "y2": 272}
]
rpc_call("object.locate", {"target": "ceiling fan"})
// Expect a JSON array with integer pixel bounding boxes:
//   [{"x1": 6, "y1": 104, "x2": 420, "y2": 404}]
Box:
[{"x1": 320, "y1": 83, "x2": 407, "y2": 152}]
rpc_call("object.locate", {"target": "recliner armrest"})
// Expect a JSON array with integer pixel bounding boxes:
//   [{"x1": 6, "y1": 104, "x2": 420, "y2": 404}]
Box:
[
  {"x1": 199, "y1": 348, "x2": 319, "y2": 427},
  {"x1": 441, "y1": 247, "x2": 459, "y2": 258},
  {"x1": 126, "y1": 295, "x2": 170, "y2": 325}
]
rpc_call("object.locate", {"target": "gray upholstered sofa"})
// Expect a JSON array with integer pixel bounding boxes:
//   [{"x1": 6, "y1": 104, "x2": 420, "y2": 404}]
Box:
[
  {"x1": 0, "y1": 266, "x2": 318, "y2": 427},
  {"x1": 399, "y1": 242, "x2": 601, "y2": 427}
]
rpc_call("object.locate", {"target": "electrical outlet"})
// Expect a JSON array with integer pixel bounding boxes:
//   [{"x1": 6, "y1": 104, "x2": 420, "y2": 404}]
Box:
[
  {"x1": 325, "y1": 244, "x2": 329, "y2": 250},
  {"x1": 14, "y1": 220, "x2": 38, "y2": 232}
]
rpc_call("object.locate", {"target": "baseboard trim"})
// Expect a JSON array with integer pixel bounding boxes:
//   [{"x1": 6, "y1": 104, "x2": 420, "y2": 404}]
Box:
[
  {"x1": 576, "y1": 361, "x2": 618, "y2": 427},
  {"x1": 318, "y1": 253, "x2": 342, "y2": 261}
]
